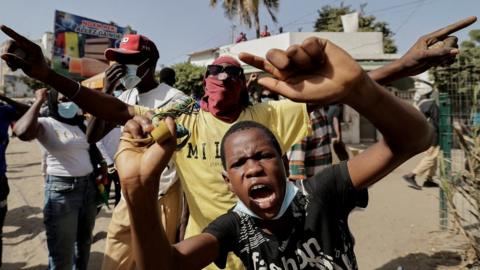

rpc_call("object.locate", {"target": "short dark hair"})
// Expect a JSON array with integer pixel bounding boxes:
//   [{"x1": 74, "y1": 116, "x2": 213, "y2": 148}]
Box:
[
  {"x1": 159, "y1": 67, "x2": 176, "y2": 86},
  {"x1": 220, "y1": 121, "x2": 282, "y2": 169}
]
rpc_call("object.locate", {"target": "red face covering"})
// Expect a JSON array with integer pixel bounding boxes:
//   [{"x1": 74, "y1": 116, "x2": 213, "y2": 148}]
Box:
[{"x1": 201, "y1": 56, "x2": 247, "y2": 123}]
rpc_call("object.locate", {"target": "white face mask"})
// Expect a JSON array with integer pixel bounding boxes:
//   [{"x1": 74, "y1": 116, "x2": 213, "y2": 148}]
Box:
[
  {"x1": 233, "y1": 181, "x2": 298, "y2": 220},
  {"x1": 120, "y1": 64, "x2": 142, "y2": 90}
]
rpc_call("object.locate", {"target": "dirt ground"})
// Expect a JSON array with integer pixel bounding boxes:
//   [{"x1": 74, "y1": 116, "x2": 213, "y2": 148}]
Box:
[{"x1": 2, "y1": 138, "x2": 469, "y2": 270}]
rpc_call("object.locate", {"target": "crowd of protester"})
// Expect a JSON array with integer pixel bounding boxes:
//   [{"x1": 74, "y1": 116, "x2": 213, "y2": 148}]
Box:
[{"x1": 0, "y1": 15, "x2": 477, "y2": 270}]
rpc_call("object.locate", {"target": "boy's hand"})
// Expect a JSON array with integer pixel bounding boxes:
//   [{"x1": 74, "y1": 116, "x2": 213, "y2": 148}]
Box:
[
  {"x1": 239, "y1": 37, "x2": 365, "y2": 104},
  {"x1": 398, "y1": 16, "x2": 477, "y2": 75},
  {"x1": 0, "y1": 25, "x2": 51, "y2": 82},
  {"x1": 115, "y1": 116, "x2": 176, "y2": 189}
]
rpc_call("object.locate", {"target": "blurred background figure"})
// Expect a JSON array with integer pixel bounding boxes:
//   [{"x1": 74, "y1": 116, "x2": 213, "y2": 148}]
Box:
[
  {"x1": 235, "y1": 32, "x2": 247, "y2": 43},
  {"x1": 260, "y1": 25, "x2": 271, "y2": 37},
  {"x1": 402, "y1": 88, "x2": 440, "y2": 189},
  {"x1": 327, "y1": 104, "x2": 349, "y2": 161}
]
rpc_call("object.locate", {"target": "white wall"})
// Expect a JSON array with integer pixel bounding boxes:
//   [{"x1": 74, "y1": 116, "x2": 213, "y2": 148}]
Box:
[
  {"x1": 218, "y1": 32, "x2": 384, "y2": 63},
  {"x1": 289, "y1": 32, "x2": 384, "y2": 56},
  {"x1": 189, "y1": 51, "x2": 219, "y2": 67}
]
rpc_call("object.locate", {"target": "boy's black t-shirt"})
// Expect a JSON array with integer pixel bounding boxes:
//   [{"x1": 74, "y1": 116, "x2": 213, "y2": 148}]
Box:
[{"x1": 204, "y1": 161, "x2": 368, "y2": 270}]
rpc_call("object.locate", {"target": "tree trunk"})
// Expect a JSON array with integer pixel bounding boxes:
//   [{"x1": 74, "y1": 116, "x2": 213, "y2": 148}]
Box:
[{"x1": 254, "y1": 12, "x2": 260, "y2": 38}]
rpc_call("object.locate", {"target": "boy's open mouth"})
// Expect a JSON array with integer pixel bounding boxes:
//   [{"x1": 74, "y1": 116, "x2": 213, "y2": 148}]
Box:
[{"x1": 249, "y1": 184, "x2": 276, "y2": 208}]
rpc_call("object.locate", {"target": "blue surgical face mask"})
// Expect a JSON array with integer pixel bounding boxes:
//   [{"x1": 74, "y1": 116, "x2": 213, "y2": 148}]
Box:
[
  {"x1": 233, "y1": 181, "x2": 298, "y2": 220},
  {"x1": 119, "y1": 59, "x2": 150, "y2": 90},
  {"x1": 57, "y1": 102, "x2": 79, "y2": 119},
  {"x1": 120, "y1": 65, "x2": 141, "y2": 90},
  {"x1": 261, "y1": 97, "x2": 273, "y2": 103},
  {"x1": 113, "y1": 90, "x2": 123, "y2": 97}
]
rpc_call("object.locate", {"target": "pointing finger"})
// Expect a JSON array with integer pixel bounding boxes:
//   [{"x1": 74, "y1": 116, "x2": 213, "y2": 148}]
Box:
[
  {"x1": 0, "y1": 25, "x2": 36, "y2": 50},
  {"x1": 427, "y1": 16, "x2": 477, "y2": 40}
]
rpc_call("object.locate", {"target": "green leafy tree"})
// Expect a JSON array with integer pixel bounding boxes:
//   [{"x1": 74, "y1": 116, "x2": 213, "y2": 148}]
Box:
[
  {"x1": 469, "y1": 29, "x2": 480, "y2": 43},
  {"x1": 159, "y1": 62, "x2": 206, "y2": 99},
  {"x1": 210, "y1": 0, "x2": 279, "y2": 38},
  {"x1": 314, "y1": 5, "x2": 397, "y2": 53}
]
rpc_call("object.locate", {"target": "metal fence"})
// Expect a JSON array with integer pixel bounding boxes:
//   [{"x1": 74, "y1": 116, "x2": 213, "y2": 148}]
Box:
[{"x1": 434, "y1": 66, "x2": 479, "y2": 231}]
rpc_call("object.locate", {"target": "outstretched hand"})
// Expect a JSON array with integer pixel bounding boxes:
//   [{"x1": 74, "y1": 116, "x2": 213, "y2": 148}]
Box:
[
  {"x1": 239, "y1": 37, "x2": 366, "y2": 104},
  {"x1": 399, "y1": 16, "x2": 477, "y2": 75},
  {"x1": 0, "y1": 25, "x2": 51, "y2": 82},
  {"x1": 115, "y1": 116, "x2": 177, "y2": 190}
]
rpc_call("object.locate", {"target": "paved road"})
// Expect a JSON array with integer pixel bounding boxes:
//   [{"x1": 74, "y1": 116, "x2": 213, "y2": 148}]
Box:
[{"x1": 2, "y1": 138, "x2": 466, "y2": 269}]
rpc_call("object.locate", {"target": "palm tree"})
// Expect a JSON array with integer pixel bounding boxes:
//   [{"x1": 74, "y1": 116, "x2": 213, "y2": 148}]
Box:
[{"x1": 210, "y1": 0, "x2": 279, "y2": 38}]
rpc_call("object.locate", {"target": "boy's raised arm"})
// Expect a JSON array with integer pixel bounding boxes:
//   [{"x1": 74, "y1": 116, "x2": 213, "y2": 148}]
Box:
[
  {"x1": 115, "y1": 117, "x2": 220, "y2": 270},
  {"x1": 0, "y1": 25, "x2": 134, "y2": 124},
  {"x1": 240, "y1": 36, "x2": 432, "y2": 189}
]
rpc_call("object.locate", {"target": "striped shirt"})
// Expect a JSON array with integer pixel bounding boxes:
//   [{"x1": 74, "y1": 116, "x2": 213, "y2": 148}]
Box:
[{"x1": 288, "y1": 108, "x2": 332, "y2": 180}]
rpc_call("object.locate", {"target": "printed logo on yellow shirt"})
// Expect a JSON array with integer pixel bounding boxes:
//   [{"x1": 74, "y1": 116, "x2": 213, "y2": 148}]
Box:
[{"x1": 183, "y1": 142, "x2": 224, "y2": 168}]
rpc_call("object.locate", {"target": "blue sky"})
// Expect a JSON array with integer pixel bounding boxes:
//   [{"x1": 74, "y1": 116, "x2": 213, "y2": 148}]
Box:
[{"x1": 0, "y1": 0, "x2": 478, "y2": 67}]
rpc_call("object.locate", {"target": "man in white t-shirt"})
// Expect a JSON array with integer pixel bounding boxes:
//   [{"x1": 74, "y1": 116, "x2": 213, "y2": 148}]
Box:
[{"x1": 85, "y1": 34, "x2": 186, "y2": 270}]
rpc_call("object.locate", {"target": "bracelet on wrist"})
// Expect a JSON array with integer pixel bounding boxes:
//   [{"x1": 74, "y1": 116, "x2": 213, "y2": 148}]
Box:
[{"x1": 69, "y1": 81, "x2": 82, "y2": 101}]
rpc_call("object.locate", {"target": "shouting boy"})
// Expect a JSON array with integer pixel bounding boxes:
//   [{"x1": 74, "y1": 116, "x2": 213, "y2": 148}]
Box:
[{"x1": 115, "y1": 35, "x2": 433, "y2": 270}]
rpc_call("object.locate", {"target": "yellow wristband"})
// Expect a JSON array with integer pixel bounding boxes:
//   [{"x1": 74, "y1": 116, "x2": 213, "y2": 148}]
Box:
[{"x1": 150, "y1": 121, "x2": 172, "y2": 144}]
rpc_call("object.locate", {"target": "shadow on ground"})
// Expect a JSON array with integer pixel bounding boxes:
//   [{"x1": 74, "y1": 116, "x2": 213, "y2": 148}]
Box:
[
  {"x1": 376, "y1": 251, "x2": 462, "y2": 270},
  {"x1": 3, "y1": 205, "x2": 43, "y2": 244},
  {"x1": 8, "y1": 162, "x2": 41, "y2": 169},
  {"x1": 1, "y1": 252, "x2": 106, "y2": 269},
  {"x1": 1, "y1": 263, "x2": 47, "y2": 270},
  {"x1": 5, "y1": 151, "x2": 27, "y2": 156},
  {"x1": 92, "y1": 231, "x2": 107, "y2": 244},
  {"x1": 8, "y1": 174, "x2": 43, "y2": 180}
]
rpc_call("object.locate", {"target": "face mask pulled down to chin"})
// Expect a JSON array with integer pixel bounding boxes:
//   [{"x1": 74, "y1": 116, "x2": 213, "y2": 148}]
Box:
[
  {"x1": 120, "y1": 64, "x2": 142, "y2": 90},
  {"x1": 119, "y1": 58, "x2": 150, "y2": 90}
]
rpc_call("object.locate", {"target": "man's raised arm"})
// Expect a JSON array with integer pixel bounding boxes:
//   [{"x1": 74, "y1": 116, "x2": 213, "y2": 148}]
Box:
[
  {"x1": 368, "y1": 16, "x2": 477, "y2": 84},
  {"x1": 0, "y1": 25, "x2": 134, "y2": 124}
]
